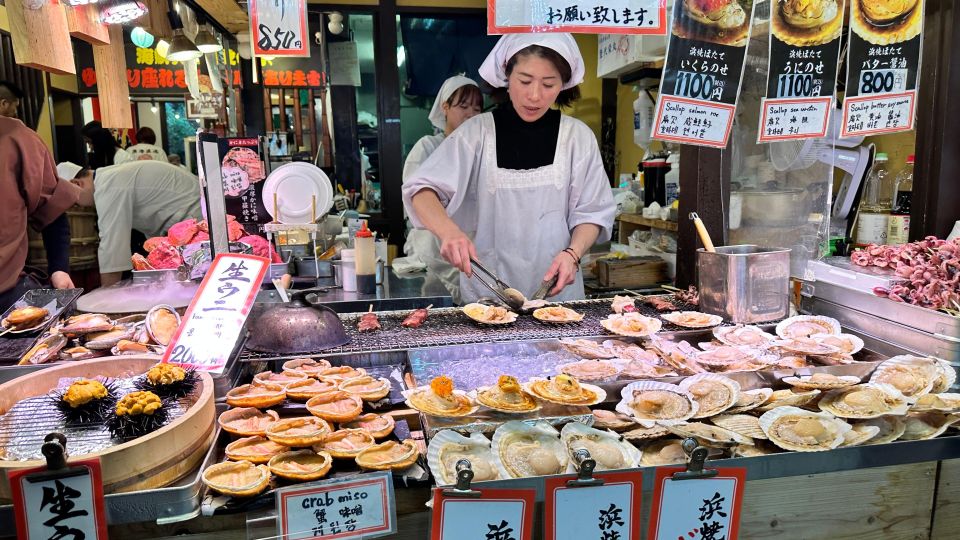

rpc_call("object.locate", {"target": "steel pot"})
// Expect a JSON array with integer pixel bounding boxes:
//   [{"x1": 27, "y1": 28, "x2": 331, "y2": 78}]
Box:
[{"x1": 245, "y1": 290, "x2": 350, "y2": 353}]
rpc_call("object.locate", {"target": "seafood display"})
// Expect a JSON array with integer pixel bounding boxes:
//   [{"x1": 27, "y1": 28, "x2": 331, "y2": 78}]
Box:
[
  {"x1": 427, "y1": 431, "x2": 500, "y2": 485},
  {"x1": 526, "y1": 374, "x2": 606, "y2": 406},
  {"x1": 405, "y1": 376, "x2": 478, "y2": 418},
  {"x1": 616, "y1": 381, "x2": 698, "y2": 426},
  {"x1": 2, "y1": 305, "x2": 49, "y2": 332},
  {"x1": 462, "y1": 303, "x2": 518, "y2": 325},
  {"x1": 600, "y1": 313, "x2": 662, "y2": 337},
  {"x1": 475, "y1": 375, "x2": 540, "y2": 413},
  {"x1": 661, "y1": 311, "x2": 723, "y2": 329},
  {"x1": 492, "y1": 421, "x2": 569, "y2": 478},
  {"x1": 853, "y1": 237, "x2": 960, "y2": 312},
  {"x1": 532, "y1": 306, "x2": 585, "y2": 323}
]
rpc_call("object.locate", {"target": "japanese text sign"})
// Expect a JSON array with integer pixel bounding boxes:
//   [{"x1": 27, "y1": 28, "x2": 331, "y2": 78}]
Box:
[
  {"x1": 841, "y1": 0, "x2": 924, "y2": 137},
  {"x1": 544, "y1": 471, "x2": 643, "y2": 540},
  {"x1": 487, "y1": 0, "x2": 667, "y2": 35},
  {"x1": 277, "y1": 472, "x2": 396, "y2": 540},
  {"x1": 647, "y1": 467, "x2": 746, "y2": 540},
  {"x1": 758, "y1": 0, "x2": 845, "y2": 142},
  {"x1": 162, "y1": 253, "x2": 268, "y2": 374},
  {"x1": 431, "y1": 488, "x2": 536, "y2": 540},
  {"x1": 653, "y1": 0, "x2": 756, "y2": 147},
  {"x1": 9, "y1": 458, "x2": 108, "y2": 540},
  {"x1": 251, "y1": 0, "x2": 309, "y2": 57}
]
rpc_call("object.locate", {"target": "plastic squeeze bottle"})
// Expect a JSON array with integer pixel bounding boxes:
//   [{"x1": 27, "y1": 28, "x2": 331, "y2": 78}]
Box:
[{"x1": 355, "y1": 220, "x2": 377, "y2": 294}]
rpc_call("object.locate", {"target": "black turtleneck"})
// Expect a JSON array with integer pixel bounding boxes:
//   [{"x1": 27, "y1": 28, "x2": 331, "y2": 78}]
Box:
[{"x1": 493, "y1": 103, "x2": 561, "y2": 170}]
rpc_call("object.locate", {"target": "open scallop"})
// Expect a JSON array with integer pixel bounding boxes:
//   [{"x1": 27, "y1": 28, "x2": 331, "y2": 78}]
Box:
[
  {"x1": 525, "y1": 375, "x2": 606, "y2": 407},
  {"x1": 341, "y1": 413, "x2": 396, "y2": 439},
  {"x1": 592, "y1": 410, "x2": 637, "y2": 432},
  {"x1": 225, "y1": 382, "x2": 286, "y2": 409},
  {"x1": 145, "y1": 305, "x2": 180, "y2": 346},
  {"x1": 313, "y1": 429, "x2": 376, "y2": 458},
  {"x1": 282, "y1": 358, "x2": 333, "y2": 378},
  {"x1": 306, "y1": 392, "x2": 365, "y2": 423},
  {"x1": 404, "y1": 377, "x2": 478, "y2": 418},
  {"x1": 756, "y1": 389, "x2": 821, "y2": 412},
  {"x1": 713, "y1": 325, "x2": 776, "y2": 348},
  {"x1": 621, "y1": 424, "x2": 669, "y2": 443},
  {"x1": 600, "y1": 313, "x2": 662, "y2": 337},
  {"x1": 558, "y1": 360, "x2": 622, "y2": 383},
  {"x1": 782, "y1": 373, "x2": 861, "y2": 391},
  {"x1": 773, "y1": 338, "x2": 841, "y2": 356},
  {"x1": 898, "y1": 412, "x2": 960, "y2": 440},
  {"x1": 666, "y1": 422, "x2": 755, "y2": 447},
  {"x1": 202, "y1": 461, "x2": 271, "y2": 497},
  {"x1": 640, "y1": 439, "x2": 689, "y2": 466},
  {"x1": 759, "y1": 407, "x2": 851, "y2": 452},
  {"x1": 318, "y1": 366, "x2": 367, "y2": 383},
  {"x1": 559, "y1": 338, "x2": 617, "y2": 359},
  {"x1": 810, "y1": 333, "x2": 865, "y2": 355},
  {"x1": 679, "y1": 374, "x2": 740, "y2": 418},
  {"x1": 694, "y1": 346, "x2": 759, "y2": 370},
  {"x1": 726, "y1": 388, "x2": 774, "y2": 414},
  {"x1": 661, "y1": 311, "x2": 723, "y2": 329},
  {"x1": 339, "y1": 376, "x2": 392, "y2": 402},
  {"x1": 776, "y1": 315, "x2": 841, "y2": 339},
  {"x1": 285, "y1": 377, "x2": 339, "y2": 402},
  {"x1": 268, "y1": 450, "x2": 333, "y2": 481},
  {"x1": 870, "y1": 356, "x2": 942, "y2": 398},
  {"x1": 532, "y1": 306, "x2": 584, "y2": 324},
  {"x1": 265, "y1": 416, "x2": 333, "y2": 447},
  {"x1": 427, "y1": 431, "x2": 500, "y2": 486},
  {"x1": 224, "y1": 436, "x2": 289, "y2": 463},
  {"x1": 931, "y1": 358, "x2": 957, "y2": 393},
  {"x1": 355, "y1": 440, "x2": 420, "y2": 471},
  {"x1": 253, "y1": 370, "x2": 308, "y2": 388},
  {"x1": 818, "y1": 383, "x2": 910, "y2": 419},
  {"x1": 710, "y1": 414, "x2": 767, "y2": 440},
  {"x1": 616, "y1": 381, "x2": 698, "y2": 427},
  {"x1": 462, "y1": 303, "x2": 517, "y2": 325},
  {"x1": 492, "y1": 421, "x2": 568, "y2": 479},
  {"x1": 475, "y1": 375, "x2": 540, "y2": 414},
  {"x1": 560, "y1": 422, "x2": 641, "y2": 471},
  {"x1": 911, "y1": 393, "x2": 960, "y2": 413},
  {"x1": 840, "y1": 424, "x2": 881, "y2": 447},
  {"x1": 857, "y1": 416, "x2": 906, "y2": 445},
  {"x1": 218, "y1": 407, "x2": 280, "y2": 437}
]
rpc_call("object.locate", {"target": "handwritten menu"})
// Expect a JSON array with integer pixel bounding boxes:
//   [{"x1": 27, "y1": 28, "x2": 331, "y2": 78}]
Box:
[
  {"x1": 487, "y1": 0, "x2": 667, "y2": 35},
  {"x1": 653, "y1": 0, "x2": 755, "y2": 147},
  {"x1": 219, "y1": 137, "x2": 272, "y2": 235},
  {"x1": 250, "y1": 0, "x2": 309, "y2": 57},
  {"x1": 841, "y1": 0, "x2": 924, "y2": 137},
  {"x1": 544, "y1": 472, "x2": 643, "y2": 540},
  {"x1": 647, "y1": 467, "x2": 746, "y2": 540},
  {"x1": 758, "y1": 0, "x2": 845, "y2": 142},
  {"x1": 277, "y1": 472, "x2": 396, "y2": 540},
  {"x1": 431, "y1": 488, "x2": 535, "y2": 540},
  {"x1": 9, "y1": 459, "x2": 109, "y2": 540}
]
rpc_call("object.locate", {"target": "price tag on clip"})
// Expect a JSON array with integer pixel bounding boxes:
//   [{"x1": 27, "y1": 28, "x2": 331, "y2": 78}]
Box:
[
  {"x1": 647, "y1": 467, "x2": 747, "y2": 540},
  {"x1": 8, "y1": 458, "x2": 109, "y2": 540},
  {"x1": 431, "y1": 487, "x2": 535, "y2": 540},
  {"x1": 544, "y1": 471, "x2": 643, "y2": 540}
]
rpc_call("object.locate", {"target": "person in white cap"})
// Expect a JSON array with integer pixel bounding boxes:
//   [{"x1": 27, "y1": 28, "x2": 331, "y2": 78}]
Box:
[
  {"x1": 402, "y1": 75, "x2": 483, "y2": 299},
  {"x1": 402, "y1": 34, "x2": 615, "y2": 302}
]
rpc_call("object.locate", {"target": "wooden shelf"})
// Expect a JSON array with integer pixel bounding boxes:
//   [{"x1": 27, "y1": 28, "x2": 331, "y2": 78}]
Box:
[{"x1": 617, "y1": 213, "x2": 679, "y2": 231}]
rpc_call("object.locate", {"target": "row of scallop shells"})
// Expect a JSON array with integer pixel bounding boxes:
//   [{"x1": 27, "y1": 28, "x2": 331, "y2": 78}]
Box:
[{"x1": 403, "y1": 377, "x2": 608, "y2": 418}]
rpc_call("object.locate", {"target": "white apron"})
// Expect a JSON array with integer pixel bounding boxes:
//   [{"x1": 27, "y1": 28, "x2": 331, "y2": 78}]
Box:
[{"x1": 459, "y1": 114, "x2": 585, "y2": 303}]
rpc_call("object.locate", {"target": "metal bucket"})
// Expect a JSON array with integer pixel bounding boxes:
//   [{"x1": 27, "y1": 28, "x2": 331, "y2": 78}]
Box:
[{"x1": 697, "y1": 245, "x2": 791, "y2": 324}]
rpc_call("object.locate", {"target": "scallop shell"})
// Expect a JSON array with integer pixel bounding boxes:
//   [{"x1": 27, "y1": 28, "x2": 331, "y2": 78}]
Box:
[
  {"x1": 621, "y1": 424, "x2": 670, "y2": 442},
  {"x1": 427, "y1": 431, "x2": 499, "y2": 486},
  {"x1": 667, "y1": 422, "x2": 754, "y2": 447},
  {"x1": 403, "y1": 386, "x2": 479, "y2": 418},
  {"x1": 218, "y1": 407, "x2": 280, "y2": 437},
  {"x1": 600, "y1": 313, "x2": 662, "y2": 337},
  {"x1": 713, "y1": 325, "x2": 776, "y2": 348},
  {"x1": 776, "y1": 315, "x2": 841, "y2": 339},
  {"x1": 524, "y1": 376, "x2": 607, "y2": 407},
  {"x1": 756, "y1": 389, "x2": 821, "y2": 412},
  {"x1": 339, "y1": 376, "x2": 392, "y2": 402},
  {"x1": 58, "y1": 313, "x2": 114, "y2": 336},
  {"x1": 341, "y1": 413, "x2": 396, "y2": 439},
  {"x1": 932, "y1": 359, "x2": 957, "y2": 393},
  {"x1": 145, "y1": 304, "x2": 180, "y2": 346},
  {"x1": 615, "y1": 381, "x2": 698, "y2": 427},
  {"x1": 282, "y1": 358, "x2": 333, "y2": 378},
  {"x1": 355, "y1": 440, "x2": 420, "y2": 471},
  {"x1": 19, "y1": 333, "x2": 68, "y2": 365},
  {"x1": 225, "y1": 382, "x2": 286, "y2": 409},
  {"x1": 858, "y1": 416, "x2": 906, "y2": 445},
  {"x1": 782, "y1": 373, "x2": 861, "y2": 390},
  {"x1": 810, "y1": 333, "x2": 865, "y2": 355},
  {"x1": 898, "y1": 412, "x2": 960, "y2": 440},
  {"x1": 560, "y1": 422, "x2": 642, "y2": 471},
  {"x1": 462, "y1": 303, "x2": 517, "y2": 325},
  {"x1": 532, "y1": 306, "x2": 584, "y2": 323},
  {"x1": 492, "y1": 421, "x2": 568, "y2": 479},
  {"x1": 759, "y1": 406, "x2": 851, "y2": 452},
  {"x1": 710, "y1": 414, "x2": 767, "y2": 440},
  {"x1": 558, "y1": 360, "x2": 622, "y2": 383},
  {"x1": 318, "y1": 366, "x2": 367, "y2": 383},
  {"x1": 725, "y1": 388, "x2": 774, "y2": 414},
  {"x1": 306, "y1": 392, "x2": 364, "y2": 423},
  {"x1": 268, "y1": 449, "x2": 333, "y2": 481},
  {"x1": 773, "y1": 338, "x2": 841, "y2": 356},
  {"x1": 840, "y1": 424, "x2": 881, "y2": 447},
  {"x1": 559, "y1": 338, "x2": 617, "y2": 359},
  {"x1": 591, "y1": 409, "x2": 636, "y2": 432},
  {"x1": 732, "y1": 442, "x2": 778, "y2": 458},
  {"x1": 910, "y1": 393, "x2": 960, "y2": 413},
  {"x1": 869, "y1": 356, "x2": 941, "y2": 398},
  {"x1": 640, "y1": 439, "x2": 688, "y2": 466},
  {"x1": 694, "y1": 346, "x2": 758, "y2": 368},
  {"x1": 202, "y1": 461, "x2": 271, "y2": 497},
  {"x1": 265, "y1": 416, "x2": 333, "y2": 447},
  {"x1": 661, "y1": 311, "x2": 723, "y2": 328},
  {"x1": 818, "y1": 384, "x2": 910, "y2": 419},
  {"x1": 284, "y1": 377, "x2": 340, "y2": 402},
  {"x1": 253, "y1": 370, "x2": 309, "y2": 388},
  {"x1": 679, "y1": 374, "x2": 741, "y2": 418},
  {"x1": 224, "y1": 436, "x2": 289, "y2": 463},
  {"x1": 313, "y1": 429, "x2": 376, "y2": 459},
  {"x1": 474, "y1": 380, "x2": 540, "y2": 414}
]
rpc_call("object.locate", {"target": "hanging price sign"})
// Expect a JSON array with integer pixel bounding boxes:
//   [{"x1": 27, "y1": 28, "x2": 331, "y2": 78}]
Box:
[
  {"x1": 544, "y1": 472, "x2": 643, "y2": 540},
  {"x1": 652, "y1": 0, "x2": 756, "y2": 147},
  {"x1": 250, "y1": 0, "x2": 309, "y2": 57},
  {"x1": 487, "y1": 0, "x2": 668, "y2": 35},
  {"x1": 841, "y1": 0, "x2": 925, "y2": 137},
  {"x1": 431, "y1": 488, "x2": 535, "y2": 540},
  {"x1": 9, "y1": 457, "x2": 108, "y2": 540},
  {"x1": 277, "y1": 472, "x2": 396, "y2": 540},
  {"x1": 162, "y1": 253, "x2": 268, "y2": 374},
  {"x1": 647, "y1": 467, "x2": 746, "y2": 540}
]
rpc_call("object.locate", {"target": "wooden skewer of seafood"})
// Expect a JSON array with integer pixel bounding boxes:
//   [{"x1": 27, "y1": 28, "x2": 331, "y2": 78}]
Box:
[{"x1": 358, "y1": 304, "x2": 381, "y2": 333}]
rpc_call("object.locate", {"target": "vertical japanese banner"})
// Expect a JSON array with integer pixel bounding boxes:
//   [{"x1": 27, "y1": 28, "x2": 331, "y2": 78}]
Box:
[
  {"x1": 431, "y1": 488, "x2": 536, "y2": 540},
  {"x1": 841, "y1": 0, "x2": 924, "y2": 137},
  {"x1": 162, "y1": 253, "x2": 269, "y2": 374},
  {"x1": 652, "y1": 0, "x2": 756, "y2": 148},
  {"x1": 250, "y1": 0, "x2": 310, "y2": 57},
  {"x1": 757, "y1": 0, "x2": 846, "y2": 142},
  {"x1": 9, "y1": 458, "x2": 109, "y2": 540},
  {"x1": 647, "y1": 467, "x2": 747, "y2": 540},
  {"x1": 544, "y1": 472, "x2": 643, "y2": 540},
  {"x1": 487, "y1": 0, "x2": 668, "y2": 35}
]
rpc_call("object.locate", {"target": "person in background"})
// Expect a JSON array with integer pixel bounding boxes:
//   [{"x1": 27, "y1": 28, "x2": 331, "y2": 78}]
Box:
[
  {"x1": 168, "y1": 154, "x2": 187, "y2": 168},
  {"x1": 0, "y1": 116, "x2": 80, "y2": 312},
  {"x1": 126, "y1": 126, "x2": 168, "y2": 162},
  {"x1": 59, "y1": 160, "x2": 202, "y2": 287},
  {"x1": 403, "y1": 33, "x2": 616, "y2": 302},
  {"x1": 401, "y1": 75, "x2": 483, "y2": 300},
  {"x1": 81, "y1": 121, "x2": 133, "y2": 169},
  {"x1": 0, "y1": 81, "x2": 23, "y2": 118}
]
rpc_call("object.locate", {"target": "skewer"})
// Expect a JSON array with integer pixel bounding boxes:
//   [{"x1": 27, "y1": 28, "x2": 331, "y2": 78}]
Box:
[{"x1": 273, "y1": 192, "x2": 280, "y2": 223}]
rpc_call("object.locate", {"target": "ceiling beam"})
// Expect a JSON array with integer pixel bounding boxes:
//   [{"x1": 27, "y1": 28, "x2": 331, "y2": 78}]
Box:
[{"x1": 192, "y1": 0, "x2": 249, "y2": 34}]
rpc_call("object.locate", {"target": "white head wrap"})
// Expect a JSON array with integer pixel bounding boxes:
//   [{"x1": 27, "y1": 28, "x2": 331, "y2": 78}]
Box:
[
  {"x1": 478, "y1": 33, "x2": 584, "y2": 91},
  {"x1": 428, "y1": 75, "x2": 479, "y2": 131}
]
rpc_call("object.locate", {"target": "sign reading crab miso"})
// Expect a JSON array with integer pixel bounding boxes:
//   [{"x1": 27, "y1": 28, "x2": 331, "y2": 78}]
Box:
[
  {"x1": 277, "y1": 472, "x2": 396, "y2": 540},
  {"x1": 757, "y1": 0, "x2": 846, "y2": 142},
  {"x1": 841, "y1": 0, "x2": 925, "y2": 137},
  {"x1": 652, "y1": 0, "x2": 756, "y2": 147},
  {"x1": 544, "y1": 472, "x2": 643, "y2": 540},
  {"x1": 647, "y1": 467, "x2": 746, "y2": 540},
  {"x1": 163, "y1": 253, "x2": 269, "y2": 374},
  {"x1": 487, "y1": 0, "x2": 667, "y2": 35}
]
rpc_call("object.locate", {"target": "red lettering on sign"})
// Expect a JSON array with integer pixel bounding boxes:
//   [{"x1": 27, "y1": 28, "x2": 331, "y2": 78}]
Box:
[
  {"x1": 141, "y1": 67, "x2": 159, "y2": 89},
  {"x1": 279, "y1": 70, "x2": 293, "y2": 86},
  {"x1": 175, "y1": 70, "x2": 186, "y2": 88},
  {"x1": 158, "y1": 69, "x2": 175, "y2": 88},
  {"x1": 263, "y1": 70, "x2": 280, "y2": 86},
  {"x1": 307, "y1": 70, "x2": 322, "y2": 87},
  {"x1": 292, "y1": 69, "x2": 307, "y2": 86},
  {"x1": 127, "y1": 69, "x2": 141, "y2": 88}
]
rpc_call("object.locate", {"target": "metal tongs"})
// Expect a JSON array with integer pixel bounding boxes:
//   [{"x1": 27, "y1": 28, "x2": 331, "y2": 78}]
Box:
[{"x1": 469, "y1": 258, "x2": 526, "y2": 310}]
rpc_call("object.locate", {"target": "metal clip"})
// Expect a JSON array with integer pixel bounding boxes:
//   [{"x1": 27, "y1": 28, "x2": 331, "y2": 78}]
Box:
[
  {"x1": 441, "y1": 459, "x2": 481, "y2": 498},
  {"x1": 41, "y1": 433, "x2": 68, "y2": 471},
  {"x1": 566, "y1": 448, "x2": 605, "y2": 488},
  {"x1": 671, "y1": 438, "x2": 718, "y2": 481}
]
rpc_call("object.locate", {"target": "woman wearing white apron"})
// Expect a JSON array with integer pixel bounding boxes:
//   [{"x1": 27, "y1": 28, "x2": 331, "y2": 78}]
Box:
[
  {"x1": 402, "y1": 34, "x2": 616, "y2": 303},
  {"x1": 402, "y1": 76, "x2": 482, "y2": 300}
]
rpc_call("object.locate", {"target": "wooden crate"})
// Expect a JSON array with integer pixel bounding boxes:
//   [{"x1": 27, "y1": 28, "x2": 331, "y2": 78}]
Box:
[
  {"x1": 27, "y1": 206, "x2": 99, "y2": 271},
  {"x1": 596, "y1": 256, "x2": 667, "y2": 288}
]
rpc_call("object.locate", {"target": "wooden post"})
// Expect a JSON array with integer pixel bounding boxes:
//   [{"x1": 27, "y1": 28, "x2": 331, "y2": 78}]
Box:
[
  {"x1": 92, "y1": 26, "x2": 133, "y2": 129},
  {"x1": 6, "y1": 0, "x2": 75, "y2": 75},
  {"x1": 65, "y1": 4, "x2": 110, "y2": 46},
  {"x1": 138, "y1": 0, "x2": 174, "y2": 40}
]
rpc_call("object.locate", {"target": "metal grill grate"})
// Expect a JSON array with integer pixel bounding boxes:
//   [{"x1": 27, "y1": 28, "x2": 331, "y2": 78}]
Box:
[{"x1": 237, "y1": 297, "x2": 706, "y2": 363}]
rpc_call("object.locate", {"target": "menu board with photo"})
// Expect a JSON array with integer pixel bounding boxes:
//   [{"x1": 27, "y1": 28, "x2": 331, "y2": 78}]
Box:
[
  {"x1": 841, "y1": 0, "x2": 924, "y2": 137},
  {"x1": 219, "y1": 137, "x2": 272, "y2": 235},
  {"x1": 652, "y1": 0, "x2": 756, "y2": 148}
]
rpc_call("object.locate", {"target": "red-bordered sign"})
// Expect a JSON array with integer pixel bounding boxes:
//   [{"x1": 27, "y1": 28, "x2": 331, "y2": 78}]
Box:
[
  {"x1": 277, "y1": 473, "x2": 395, "y2": 539},
  {"x1": 431, "y1": 488, "x2": 536, "y2": 540},
  {"x1": 250, "y1": 0, "x2": 310, "y2": 57},
  {"x1": 487, "y1": 0, "x2": 668, "y2": 35},
  {"x1": 544, "y1": 471, "x2": 643, "y2": 540},
  {"x1": 9, "y1": 458, "x2": 109, "y2": 540},
  {"x1": 841, "y1": 90, "x2": 916, "y2": 138},
  {"x1": 758, "y1": 96, "x2": 833, "y2": 142},
  {"x1": 647, "y1": 467, "x2": 747, "y2": 540},
  {"x1": 652, "y1": 95, "x2": 737, "y2": 148}
]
